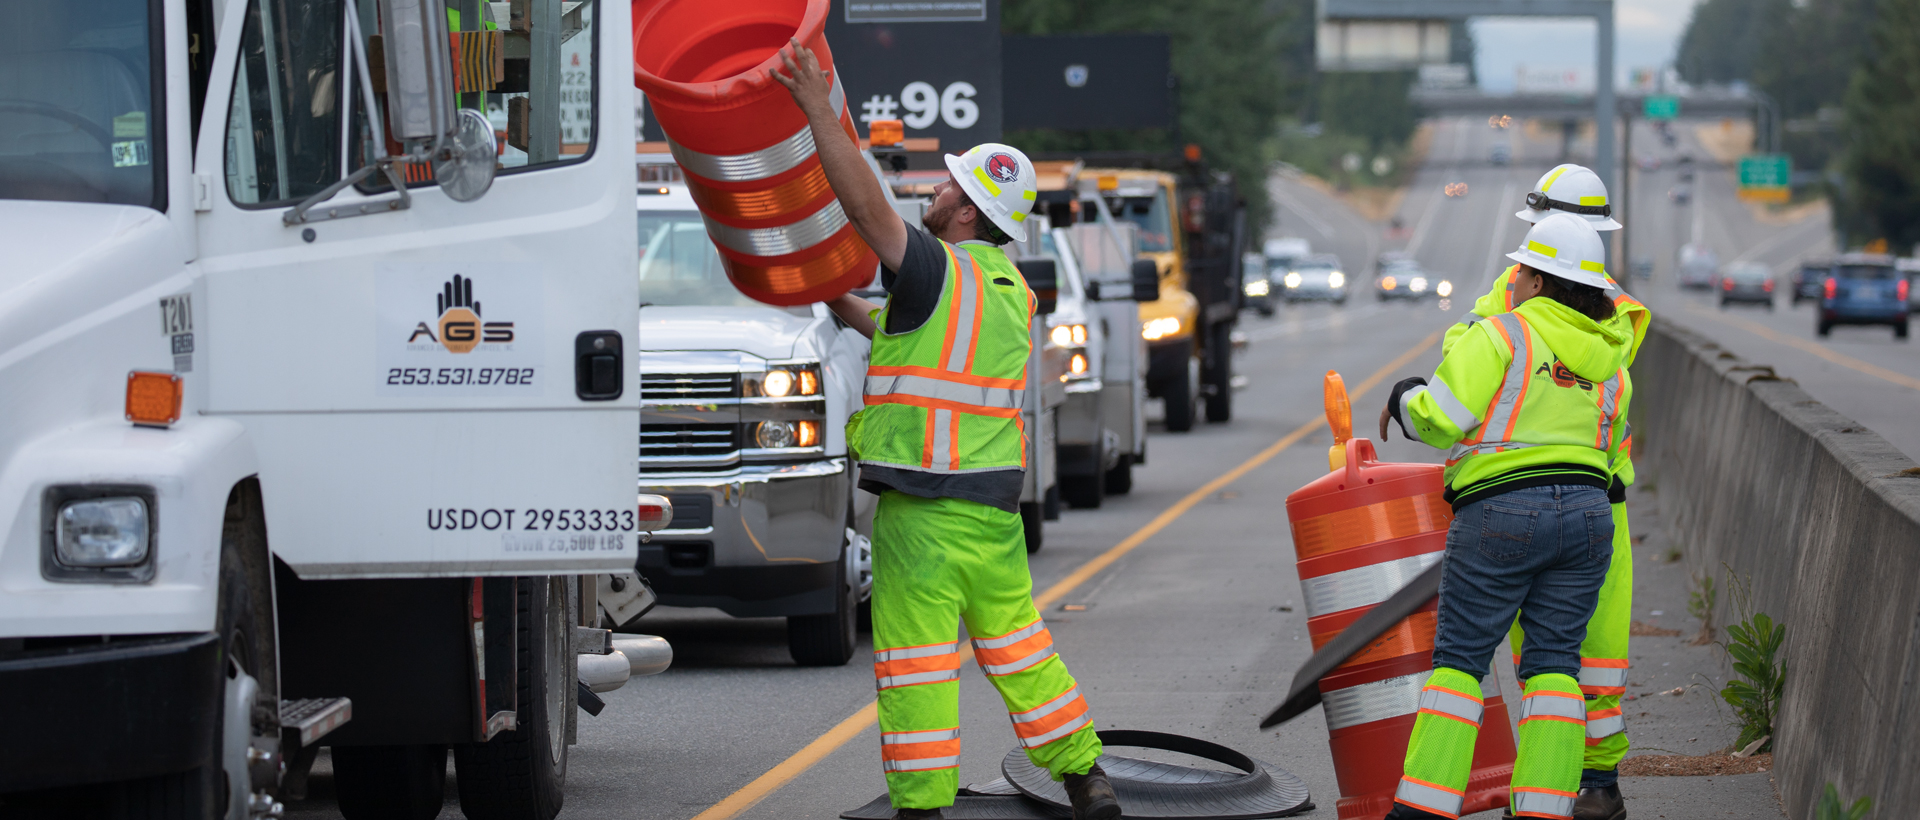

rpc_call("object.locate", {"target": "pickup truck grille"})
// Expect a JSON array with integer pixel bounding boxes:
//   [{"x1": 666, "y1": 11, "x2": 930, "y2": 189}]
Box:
[
  {"x1": 642, "y1": 373, "x2": 738, "y2": 400},
  {"x1": 640, "y1": 424, "x2": 738, "y2": 460}
]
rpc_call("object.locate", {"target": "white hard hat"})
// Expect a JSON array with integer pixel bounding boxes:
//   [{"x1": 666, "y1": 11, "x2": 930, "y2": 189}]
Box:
[
  {"x1": 1506, "y1": 212, "x2": 1613, "y2": 289},
  {"x1": 1516, "y1": 164, "x2": 1622, "y2": 231},
  {"x1": 945, "y1": 142, "x2": 1038, "y2": 243}
]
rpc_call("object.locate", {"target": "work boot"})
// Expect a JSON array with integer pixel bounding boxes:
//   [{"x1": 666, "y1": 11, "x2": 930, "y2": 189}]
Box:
[
  {"x1": 1573, "y1": 784, "x2": 1627, "y2": 820},
  {"x1": 1383, "y1": 804, "x2": 1452, "y2": 820},
  {"x1": 1062, "y1": 764, "x2": 1122, "y2": 820},
  {"x1": 890, "y1": 809, "x2": 943, "y2": 820}
]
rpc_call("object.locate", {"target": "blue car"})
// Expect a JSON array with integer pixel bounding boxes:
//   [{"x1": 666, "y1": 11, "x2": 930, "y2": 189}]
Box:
[{"x1": 1818, "y1": 253, "x2": 1910, "y2": 339}]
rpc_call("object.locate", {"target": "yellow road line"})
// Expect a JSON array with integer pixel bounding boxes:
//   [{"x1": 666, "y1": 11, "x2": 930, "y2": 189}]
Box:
[
  {"x1": 1685, "y1": 307, "x2": 1920, "y2": 392},
  {"x1": 685, "y1": 330, "x2": 1442, "y2": 820}
]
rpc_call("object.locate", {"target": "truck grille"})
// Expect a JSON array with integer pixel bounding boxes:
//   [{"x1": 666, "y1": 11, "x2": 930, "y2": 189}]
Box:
[
  {"x1": 641, "y1": 424, "x2": 738, "y2": 459},
  {"x1": 642, "y1": 373, "x2": 738, "y2": 400}
]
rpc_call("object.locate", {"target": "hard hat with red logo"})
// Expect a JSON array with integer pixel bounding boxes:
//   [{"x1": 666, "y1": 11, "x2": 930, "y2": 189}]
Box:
[
  {"x1": 945, "y1": 142, "x2": 1039, "y2": 243},
  {"x1": 1516, "y1": 164, "x2": 1622, "y2": 231}
]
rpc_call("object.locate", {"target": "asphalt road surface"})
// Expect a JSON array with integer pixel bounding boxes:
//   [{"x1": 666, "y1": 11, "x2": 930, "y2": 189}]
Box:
[{"x1": 277, "y1": 116, "x2": 1866, "y2": 819}]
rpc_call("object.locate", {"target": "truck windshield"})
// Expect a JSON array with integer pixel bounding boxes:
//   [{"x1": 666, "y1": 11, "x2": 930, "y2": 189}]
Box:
[
  {"x1": 0, "y1": 0, "x2": 164, "y2": 209},
  {"x1": 639, "y1": 211, "x2": 809, "y2": 313},
  {"x1": 1103, "y1": 190, "x2": 1173, "y2": 252}
]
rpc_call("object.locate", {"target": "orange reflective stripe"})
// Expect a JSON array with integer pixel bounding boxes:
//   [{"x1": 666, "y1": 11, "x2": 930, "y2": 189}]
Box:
[
  {"x1": 972, "y1": 619, "x2": 1056, "y2": 676},
  {"x1": 867, "y1": 364, "x2": 1024, "y2": 390},
  {"x1": 880, "y1": 727, "x2": 961, "y2": 772},
  {"x1": 864, "y1": 393, "x2": 1022, "y2": 418},
  {"x1": 875, "y1": 641, "x2": 963, "y2": 690},
  {"x1": 1009, "y1": 686, "x2": 1091, "y2": 748},
  {"x1": 921, "y1": 408, "x2": 937, "y2": 469},
  {"x1": 1502, "y1": 317, "x2": 1535, "y2": 443},
  {"x1": 948, "y1": 410, "x2": 961, "y2": 470},
  {"x1": 940, "y1": 244, "x2": 964, "y2": 367},
  {"x1": 1289, "y1": 492, "x2": 1451, "y2": 559},
  {"x1": 964, "y1": 255, "x2": 985, "y2": 373}
]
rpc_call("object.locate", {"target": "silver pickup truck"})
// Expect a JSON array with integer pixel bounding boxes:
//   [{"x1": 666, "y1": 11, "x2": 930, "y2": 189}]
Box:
[{"x1": 631, "y1": 172, "x2": 876, "y2": 667}]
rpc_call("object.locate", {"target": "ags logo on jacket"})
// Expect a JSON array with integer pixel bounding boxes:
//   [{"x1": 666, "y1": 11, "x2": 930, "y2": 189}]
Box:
[{"x1": 1536, "y1": 359, "x2": 1594, "y2": 391}]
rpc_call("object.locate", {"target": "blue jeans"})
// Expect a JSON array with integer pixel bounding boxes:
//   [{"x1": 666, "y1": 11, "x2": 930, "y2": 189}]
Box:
[{"x1": 1432, "y1": 484, "x2": 1613, "y2": 680}]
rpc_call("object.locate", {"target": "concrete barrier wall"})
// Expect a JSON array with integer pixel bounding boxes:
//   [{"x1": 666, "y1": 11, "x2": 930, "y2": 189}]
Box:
[{"x1": 1631, "y1": 318, "x2": 1920, "y2": 818}]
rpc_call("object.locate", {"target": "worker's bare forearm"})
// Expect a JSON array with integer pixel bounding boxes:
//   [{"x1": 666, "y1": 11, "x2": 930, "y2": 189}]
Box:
[
  {"x1": 827, "y1": 293, "x2": 880, "y2": 339},
  {"x1": 800, "y1": 100, "x2": 907, "y2": 270}
]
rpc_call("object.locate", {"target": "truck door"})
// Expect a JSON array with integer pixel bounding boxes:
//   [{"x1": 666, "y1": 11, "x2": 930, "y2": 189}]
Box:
[{"x1": 192, "y1": 0, "x2": 639, "y2": 577}]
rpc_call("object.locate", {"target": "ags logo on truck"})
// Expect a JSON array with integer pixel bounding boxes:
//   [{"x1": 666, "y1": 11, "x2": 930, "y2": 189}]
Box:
[{"x1": 377, "y1": 270, "x2": 545, "y2": 396}]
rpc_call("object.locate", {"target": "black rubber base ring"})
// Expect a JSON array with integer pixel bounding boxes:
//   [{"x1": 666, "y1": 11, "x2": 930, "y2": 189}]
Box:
[{"x1": 1003, "y1": 730, "x2": 1313, "y2": 820}]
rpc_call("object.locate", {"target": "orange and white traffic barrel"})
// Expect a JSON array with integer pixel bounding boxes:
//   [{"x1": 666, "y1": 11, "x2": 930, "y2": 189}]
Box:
[
  {"x1": 1285, "y1": 377, "x2": 1517, "y2": 819},
  {"x1": 633, "y1": 0, "x2": 876, "y2": 306}
]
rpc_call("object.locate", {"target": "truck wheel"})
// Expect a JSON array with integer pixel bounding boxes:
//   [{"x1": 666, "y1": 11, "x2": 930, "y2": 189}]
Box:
[
  {"x1": 788, "y1": 533, "x2": 858, "y2": 667},
  {"x1": 1104, "y1": 455, "x2": 1134, "y2": 496},
  {"x1": 334, "y1": 745, "x2": 448, "y2": 820},
  {"x1": 1061, "y1": 468, "x2": 1104, "y2": 509},
  {"x1": 452, "y1": 577, "x2": 570, "y2": 820},
  {"x1": 1020, "y1": 502, "x2": 1044, "y2": 553},
  {"x1": 1205, "y1": 324, "x2": 1234, "y2": 423},
  {"x1": 1161, "y1": 362, "x2": 1195, "y2": 432}
]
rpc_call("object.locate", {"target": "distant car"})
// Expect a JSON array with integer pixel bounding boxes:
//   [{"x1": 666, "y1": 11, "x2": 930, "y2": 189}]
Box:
[
  {"x1": 1678, "y1": 243, "x2": 1718, "y2": 289},
  {"x1": 1282, "y1": 254, "x2": 1349, "y2": 304},
  {"x1": 1719, "y1": 262, "x2": 1776, "y2": 309},
  {"x1": 1818, "y1": 253, "x2": 1910, "y2": 338},
  {"x1": 1490, "y1": 144, "x2": 1511, "y2": 166},
  {"x1": 1791, "y1": 262, "x2": 1829, "y2": 305},
  {"x1": 1374, "y1": 261, "x2": 1451, "y2": 302},
  {"x1": 1669, "y1": 183, "x2": 1692, "y2": 205},
  {"x1": 1243, "y1": 252, "x2": 1275, "y2": 316},
  {"x1": 1264, "y1": 237, "x2": 1312, "y2": 272}
]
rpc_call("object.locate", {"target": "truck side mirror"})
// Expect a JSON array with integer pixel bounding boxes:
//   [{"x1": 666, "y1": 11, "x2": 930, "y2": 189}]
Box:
[
  {"x1": 1130, "y1": 259, "x2": 1160, "y2": 302},
  {"x1": 1084, "y1": 280, "x2": 1102, "y2": 301},
  {"x1": 379, "y1": 0, "x2": 494, "y2": 201},
  {"x1": 1019, "y1": 259, "x2": 1059, "y2": 316}
]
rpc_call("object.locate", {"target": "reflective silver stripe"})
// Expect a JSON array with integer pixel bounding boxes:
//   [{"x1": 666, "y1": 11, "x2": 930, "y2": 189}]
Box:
[
  {"x1": 883, "y1": 755, "x2": 960, "y2": 772},
  {"x1": 1586, "y1": 712, "x2": 1625, "y2": 739},
  {"x1": 1457, "y1": 310, "x2": 1483, "y2": 327},
  {"x1": 1519, "y1": 691, "x2": 1587, "y2": 721},
  {"x1": 1395, "y1": 778, "x2": 1465, "y2": 817},
  {"x1": 1321, "y1": 672, "x2": 1424, "y2": 731},
  {"x1": 1476, "y1": 313, "x2": 1532, "y2": 442},
  {"x1": 874, "y1": 642, "x2": 959, "y2": 663},
  {"x1": 865, "y1": 373, "x2": 1023, "y2": 410},
  {"x1": 666, "y1": 74, "x2": 847, "y2": 182},
  {"x1": 882, "y1": 729, "x2": 959, "y2": 747},
  {"x1": 1418, "y1": 686, "x2": 1484, "y2": 725},
  {"x1": 1420, "y1": 379, "x2": 1482, "y2": 434},
  {"x1": 978, "y1": 643, "x2": 1055, "y2": 676},
  {"x1": 1010, "y1": 686, "x2": 1080, "y2": 724},
  {"x1": 1018, "y1": 712, "x2": 1090, "y2": 749},
  {"x1": 974, "y1": 620, "x2": 1047, "y2": 650},
  {"x1": 1511, "y1": 788, "x2": 1576, "y2": 818},
  {"x1": 1595, "y1": 371, "x2": 1623, "y2": 449},
  {"x1": 945, "y1": 247, "x2": 981, "y2": 372},
  {"x1": 700, "y1": 199, "x2": 848, "y2": 257},
  {"x1": 929, "y1": 408, "x2": 954, "y2": 470},
  {"x1": 876, "y1": 668, "x2": 960, "y2": 690},
  {"x1": 1578, "y1": 664, "x2": 1627, "y2": 690},
  {"x1": 1449, "y1": 440, "x2": 1537, "y2": 460},
  {"x1": 1301, "y1": 551, "x2": 1442, "y2": 618}
]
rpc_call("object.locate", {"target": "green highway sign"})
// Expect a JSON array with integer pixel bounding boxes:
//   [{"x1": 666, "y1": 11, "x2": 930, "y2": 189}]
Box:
[
  {"x1": 1643, "y1": 95, "x2": 1680, "y2": 120},
  {"x1": 1738, "y1": 154, "x2": 1792, "y2": 202}
]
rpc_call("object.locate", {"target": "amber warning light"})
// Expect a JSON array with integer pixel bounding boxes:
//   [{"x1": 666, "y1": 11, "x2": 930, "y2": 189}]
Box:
[
  {"x1": 868, "y1": 119, "x2": 905, "y2": 149},
  {"x1": 126, "y1": 371, "x2": 183, "y2": 427}
]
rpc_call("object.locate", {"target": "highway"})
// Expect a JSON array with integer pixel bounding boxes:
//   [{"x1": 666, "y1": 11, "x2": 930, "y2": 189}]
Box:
[{"x1": 274, "y1": 117, "x2": 1858, "y2": 819}]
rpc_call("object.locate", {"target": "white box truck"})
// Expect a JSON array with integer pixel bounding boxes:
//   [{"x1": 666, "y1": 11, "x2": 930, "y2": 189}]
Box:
[{"x1": 0, "y1": 1, "x2": 666, "y2": 817}]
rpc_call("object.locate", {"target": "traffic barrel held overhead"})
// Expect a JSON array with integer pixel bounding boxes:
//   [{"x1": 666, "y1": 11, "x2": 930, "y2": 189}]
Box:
[
  {"x1": 1281, "y1": 374, "x2": 1517, "y2": 819},
  {"x1": 633, "y1": 0, "x2": 876, "y2": 306}
]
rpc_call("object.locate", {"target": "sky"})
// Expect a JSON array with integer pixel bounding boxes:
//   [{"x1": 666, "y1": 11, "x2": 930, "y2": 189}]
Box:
[{"x1": 1470, "y1": 0, "x2": 1702, "y2": 93}]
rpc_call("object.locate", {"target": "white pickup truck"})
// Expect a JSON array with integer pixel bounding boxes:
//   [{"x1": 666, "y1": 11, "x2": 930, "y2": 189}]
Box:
[{"x1": 1, "y1": 1, "x2": 665, "y2": 817}]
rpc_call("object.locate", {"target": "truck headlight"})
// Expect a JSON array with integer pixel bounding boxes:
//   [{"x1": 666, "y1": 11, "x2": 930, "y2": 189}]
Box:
[
  {"x1": 1050, "y1": 324, "x2": 1088, "y2": 347},
  {"x1": 1142, "y1": 316, "x2": 1182, "y2": 341},
  {"x1": 1069, "y1": 353, "x2": 1089, "y2": 376},
  {"x1": 57, "y1": 497, "x2": 150, "y2": 567},
  {"x1": 1244, "y1": 280, "x2": 1270, "y2": 297},
  {"x1": 752, "y1": 365, "x2": 821, "y2": 398},
  {"x1": 1327, "y1": 271, "x2": 1346, "y2": 289},
  {"x1": 754, "y1": 420, "x2": 819, "y2": 449},
  {"x1": 1284, "y1": 272, "x2": 1302, "y2": 288}
]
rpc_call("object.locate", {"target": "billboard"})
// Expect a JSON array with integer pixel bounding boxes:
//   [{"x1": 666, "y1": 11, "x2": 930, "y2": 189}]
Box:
[
  {"x1": 1001, "y1": 34, "x2": 1173, "y2": 131},
  {"x1": 824, "y1": 0, "x2": 1002, "y2": 149}
]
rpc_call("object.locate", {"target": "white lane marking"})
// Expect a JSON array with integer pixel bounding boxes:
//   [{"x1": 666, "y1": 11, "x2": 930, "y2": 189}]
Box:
[
  {"x1": 1481, "y1": 181, "x2": 1519, "y2": 282},
  {"x1": 1271, "y1": 185, "x2": 1336, "y2": 238}
]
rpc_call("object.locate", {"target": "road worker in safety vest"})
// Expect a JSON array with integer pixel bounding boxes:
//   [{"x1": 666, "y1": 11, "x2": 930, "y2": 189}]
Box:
[
  {"x1": 1442, "y1": 165, "x2": 1647, "y2": 820},
  {"x1": 774, "y1": 40, "x2": 1123, "y2": 820},
  {"x1": 1377, "y1": 211, "x2": 1632, "y2": 820}
]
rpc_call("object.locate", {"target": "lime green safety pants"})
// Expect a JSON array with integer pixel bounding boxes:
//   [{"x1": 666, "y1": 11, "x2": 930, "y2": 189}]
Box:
[
  {"x1": 1510, "y1": 501, "x2": 1633, "y2": 776},
  {"x1": 870, "y1": 491, "x2": 1104, "y2": 810}
]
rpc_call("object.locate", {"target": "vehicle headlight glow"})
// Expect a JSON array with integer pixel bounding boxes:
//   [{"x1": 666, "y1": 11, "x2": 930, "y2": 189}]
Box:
[
  {"x1": 761, "y1": 369, "x2": 793, "y2": 397},
  {"x1": 1327, "y1": 271, "x2": 1346, "y2": 289},
  {"x1": 1142, "y1": 316, "x2": 1183, "y2": 341},
  {"x1": 1381, "y1": 276, "x2": 1397, "y2": 290},
  {"x1": 1050, "y1": 324, "x2": 1089, "y2": 347},
  {"x1": 756, "y1": 420, "x2": 819, "y2": 448},
  {"x1": 1410, "y1": 277, "x2": 1427, "y2": 292},
  {"x1": 1436, "y1": 280, "x2": 1453, "y2": 297},
  {"x1": 56, "y1": 497, "x2": 149, "y2": 567},
  {"x1": 1244, "y1": 279, "x2": 1270, "y2": 297},
  {"x1": 755, "y1": 366, "x2": 821, "y2": 397},
  {"x1": 1070, "y1": 353, "x2": 1088, "y2": 375},
  {"x1": 1284, "y1": 272, "x2": 1302, "y2": 288}
]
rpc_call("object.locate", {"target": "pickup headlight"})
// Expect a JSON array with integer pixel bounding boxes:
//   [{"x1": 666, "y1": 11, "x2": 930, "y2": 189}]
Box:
[
  {"x1": 749, "y1": 364, "x2": 821, "y2": 398},
  {"x1": 1327, "y1": 271, "x2": 1346, "y2": 289},
  {"x1": 1050, "y1": 324, "x2": 1088, "y2": 347},
  {"x1": 1142, "y1": 316, "x2": 1183, "y2": 341},
  {"x1": 58, "y1": 497, "x2": 150, "y2": 567},
  {"x1": 755, "y1": 420, "x2": 820, "y2": 449},
  {"x1": 1284, "y1": 272, "x2": 1302, "y2": 288},
  {"x1": 1244, "y1": 280, "x2": 1270, "y2": 297}
]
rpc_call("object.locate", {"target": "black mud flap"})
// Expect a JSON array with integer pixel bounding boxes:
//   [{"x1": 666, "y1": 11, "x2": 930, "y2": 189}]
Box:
[{"x1": 841, "y1": 730, "x2": 1312, "y2": 820}]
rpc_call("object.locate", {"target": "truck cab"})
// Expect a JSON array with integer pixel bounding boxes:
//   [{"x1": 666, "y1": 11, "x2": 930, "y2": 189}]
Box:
[
  {"x1": 2, "y1": 1, "x2": 658, "y2": 816},
  {"x1": 632, "y1": 159, "x2": 877, "y2": 667}
]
